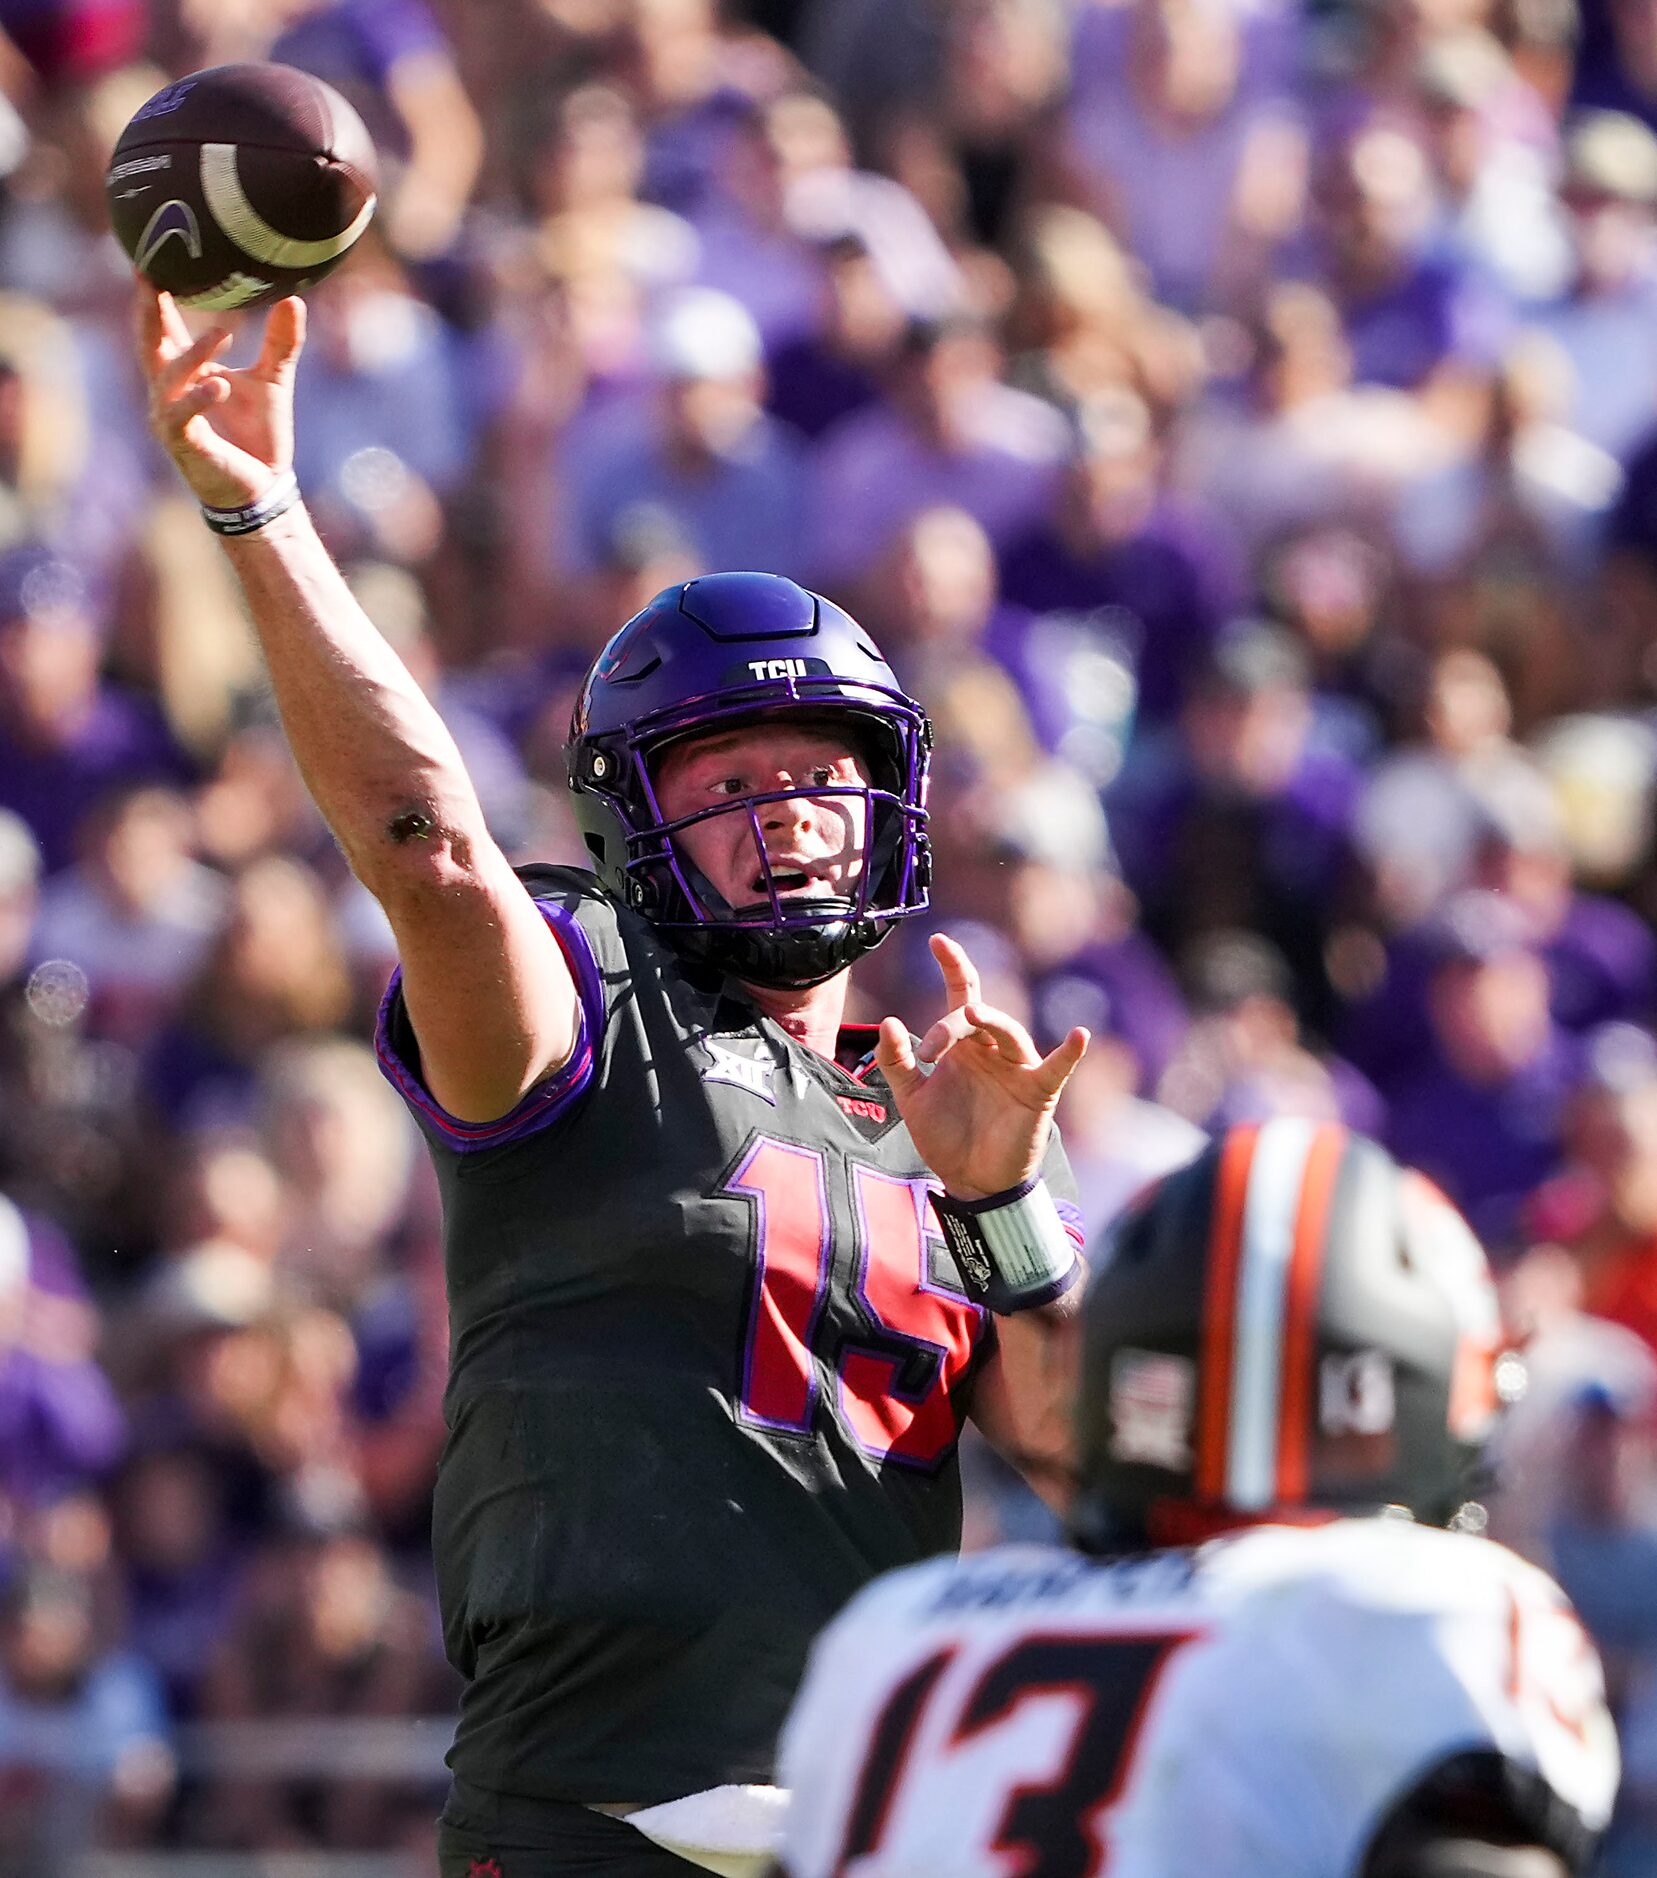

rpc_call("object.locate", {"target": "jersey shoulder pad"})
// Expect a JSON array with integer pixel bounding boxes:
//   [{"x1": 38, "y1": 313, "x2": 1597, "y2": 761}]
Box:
[
  {"x1": 1195, "y1": 1522, "x2": 1618, "y2": 1847},
  {"x1": 514, "y1": 860, "x2": 611, "y2": 919},
  {"x1": 514, "y1": 861, "x2": 627, "y2": 968}
]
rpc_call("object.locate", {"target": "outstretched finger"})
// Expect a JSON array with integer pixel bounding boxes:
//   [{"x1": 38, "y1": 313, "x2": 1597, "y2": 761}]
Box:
[
  {"x1": 254, "y1": 296, "x2": 307, "y2": 380},
  {"x1": 930, "y1": 931, "x2": 982, "y2": 1013},
  {"x1": 1033, "y1": 1026, "x2": 1091, "y2": 1100},
  {"x1": 155, "y1": 288, "x2": 193, "y2": 348},
  {"x1": 135, "y1": 281, "x2": 165, "y2": 368}
]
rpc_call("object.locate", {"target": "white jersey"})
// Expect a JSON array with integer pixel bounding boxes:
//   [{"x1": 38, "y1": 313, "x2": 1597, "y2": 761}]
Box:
[{"x1": 777, "y1": 1519, "x2": 1619, "y2": 1878}]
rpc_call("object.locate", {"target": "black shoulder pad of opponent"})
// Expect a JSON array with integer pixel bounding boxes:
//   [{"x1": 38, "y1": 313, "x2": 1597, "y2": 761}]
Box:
[{"x1": 1363, "y1": 1751, "x2": 1597, "y2": 1878}]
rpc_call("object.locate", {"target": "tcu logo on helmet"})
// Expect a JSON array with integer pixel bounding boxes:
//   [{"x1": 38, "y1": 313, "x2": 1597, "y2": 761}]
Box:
[{"x1": 746, "y1": 657, "x2": 810, "y2": 681}]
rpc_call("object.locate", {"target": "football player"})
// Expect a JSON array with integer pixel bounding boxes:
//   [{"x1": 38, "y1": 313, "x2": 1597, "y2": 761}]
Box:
[
  {"x1": 137, "y1": 283, "x2": 1091, "y2": 1878},
  {"x1": 775, "y1": 1120, "x2": 1620, "y2": 1878}
]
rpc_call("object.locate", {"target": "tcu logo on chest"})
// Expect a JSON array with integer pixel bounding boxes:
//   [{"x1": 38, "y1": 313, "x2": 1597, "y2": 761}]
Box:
[{"x1": 722, "y1": 1135, "x2": 984, "y2": 1469}]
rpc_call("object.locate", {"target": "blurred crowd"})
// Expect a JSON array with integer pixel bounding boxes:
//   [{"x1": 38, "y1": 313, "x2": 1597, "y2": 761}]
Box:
[{"x1": 8, "y1": 0, "x2": 1657, "y2": 1868}]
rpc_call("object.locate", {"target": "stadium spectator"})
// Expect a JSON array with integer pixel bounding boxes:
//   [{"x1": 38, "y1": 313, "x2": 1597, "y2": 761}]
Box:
[
  {"x1": 763, "y1": 230, "x2": 906, "y2": 441},
  {"x1": 1058, "y1": 0, "x2": 1308, "y2": 314},
  {"x1": 553, "y1": 284, "x2": 810, "y2": 585},
  {"x1": 29, "y1": 782, "x2": 227, "y2": 1046},
  {"x1": 874, "y1": 0, "x2": 1070, "y2": 255},
  {"x1": 1527, "y1": 1023, "x2": 1657, "y2": 1353},
  {"x1": 1473, "y1": 766, "x2": 1657, "y2": 1031},
  {"x1": 1039, "y1": 1008, "x2": 1204, "y2": 1237},
  {"x1": 141, "y1": 855, "x2": 355, "y2": 1133},
  {"x1": 857, "y1": 501, "x2": 1137, "y2": 781},
  {"x1": 1416, "y1": 28, "x2": 1573, "y2": 304},
  {"x1": 0, "y1": 1190, "x2": 123, "y2": 1514},
  {"x1": 624, "y1": 0, "x2": 798, "y2": 219},
  {"x1": 1108, "y1": 619, "x2": 1366, "y2": 1029},
  {"x1": 520, "y1": 82, "x2": 699, "y2": 302},
  {"x1": 1391, "y1": 330, "x2": 1622, "y2": 613},
  {"x1": 1386, "y1": 886, "x2": 1580, "y2": 1245},
  {"x1": 680, "y1": 89, "x2": 842, "y2": 352},
  {"x1": 109, "y1": 1437, "x2": 246, "y2": 1717},
  {"x1": 0, "y1": 544, "x2": 192, "y2": 874},
  {"x1": 1254, "y1": 521, "x2": 1400, "y2": 761},
  {"x1": 258, "y1": 1034, "x2": 418, "y2": 1313},
  {"x1": 1542, "y1": 1383, "x2": 1657, "y2": 1876},
  {"x1": 1536, "y1": 110, "x2": 1657, "y2": 460},
  {"x1": 0, "y1": 1559, "x2": 174, "y2": 1870},
  {"x1": 999, "y1": 386, "x2": 1245, "y2": 726},
  {"x1": 1153, "y1": 926, "x2": 1382, "y2": 1133},
  {"x1": 810, "y1": 310, "x2": 1070, "y2": 589},
  {"x1": 1311, "y1": 115, "x2": 1513, "y2": 399},
  {"x1": 291, "y1": 239, "x2": 476, "y2": 531},
  {"x1": 190, "y1": 1513, "x2": 454, "y2": 1851},
  {"x1": 1177, "y1": 278, "x2": 1457, "y2": 558},
  {"x1": 1353, "y1": 645, "x2": 1540, "y2": 936}
]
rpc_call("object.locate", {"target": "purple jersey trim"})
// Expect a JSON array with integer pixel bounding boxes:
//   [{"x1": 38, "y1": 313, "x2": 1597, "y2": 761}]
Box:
[{"x1": 374, "y1": 898, "x2": 605, "y2": 1152}]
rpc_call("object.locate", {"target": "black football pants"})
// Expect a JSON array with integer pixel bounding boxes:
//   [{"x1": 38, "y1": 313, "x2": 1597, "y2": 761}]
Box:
[{"x1": 438, "y1": 1783, "x2": 708, "y2": 1876}]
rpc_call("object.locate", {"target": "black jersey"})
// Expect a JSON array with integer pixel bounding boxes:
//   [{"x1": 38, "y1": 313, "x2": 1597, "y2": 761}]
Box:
[{"x1": 375, "y1": 865, "x2": 1082, "y2": 1808}]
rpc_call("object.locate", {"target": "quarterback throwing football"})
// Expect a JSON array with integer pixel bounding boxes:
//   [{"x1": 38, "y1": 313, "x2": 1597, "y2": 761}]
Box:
[
  {"x1": 775, "y1": 1121, "x2": 1620, "y2": 1878},
  {"x1": 137, "y1": 285, "x2": 1090, "y2": 1877}
]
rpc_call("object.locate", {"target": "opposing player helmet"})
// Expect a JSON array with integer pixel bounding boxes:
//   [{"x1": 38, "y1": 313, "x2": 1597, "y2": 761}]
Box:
[
  {"x1": 1071, "y1": 1121, "x2": 1512, "y2": 1550},
  {"x1": 568, "y1": 573, "x2": 931, "y2": 988}
]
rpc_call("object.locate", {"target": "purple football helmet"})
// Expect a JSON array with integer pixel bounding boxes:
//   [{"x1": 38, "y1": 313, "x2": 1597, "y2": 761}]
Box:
[{"x1": 568, "y1": 573, "x2": 932, "y2": 988}]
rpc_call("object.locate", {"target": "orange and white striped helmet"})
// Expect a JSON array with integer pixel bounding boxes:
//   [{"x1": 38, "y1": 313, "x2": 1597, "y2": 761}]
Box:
[{"x1": 1071, "y1": 1119, "x2": 1509, "y2": 1550}]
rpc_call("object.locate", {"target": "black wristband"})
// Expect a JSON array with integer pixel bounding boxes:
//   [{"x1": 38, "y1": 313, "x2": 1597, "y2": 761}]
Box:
[
  {"x1": 931, "y1": 1179, "x2": 1082, "y2": 1315},
  {"x1": 201, "y1": 470, "x2": 301, "y2": 538}
]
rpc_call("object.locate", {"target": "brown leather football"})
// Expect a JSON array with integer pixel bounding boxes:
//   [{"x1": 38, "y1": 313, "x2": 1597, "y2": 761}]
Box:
[{"x1": 106, "y1": 63, "x2": 378, "y2": 312}]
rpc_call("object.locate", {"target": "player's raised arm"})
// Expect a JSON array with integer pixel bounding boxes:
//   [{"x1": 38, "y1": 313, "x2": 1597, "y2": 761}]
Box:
[{"x1": 137, "y1": 283, "x2": 577, "y2": 1122}]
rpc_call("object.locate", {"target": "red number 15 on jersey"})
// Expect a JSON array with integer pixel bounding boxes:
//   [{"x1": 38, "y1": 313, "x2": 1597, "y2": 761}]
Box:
[{"x1": 724, "y1": 1135, "x2": 985, "y2": 1469}]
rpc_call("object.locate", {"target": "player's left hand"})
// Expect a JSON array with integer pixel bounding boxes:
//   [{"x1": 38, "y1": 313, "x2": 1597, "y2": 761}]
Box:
[{"x1": 876, "y1": 932, "x2": 1089, "y2": 1201}]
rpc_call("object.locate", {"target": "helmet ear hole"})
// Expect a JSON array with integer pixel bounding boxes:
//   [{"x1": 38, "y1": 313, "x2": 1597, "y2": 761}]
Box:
[{"x1": 584, "y1": 833, "x2": 606, "y2": 864}]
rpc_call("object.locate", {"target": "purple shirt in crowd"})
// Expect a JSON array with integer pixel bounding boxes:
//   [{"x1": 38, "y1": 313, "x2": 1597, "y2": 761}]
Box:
[
  {"x1": 1339, "y1": 894, "x2": 1656, "y2": 1095},
  {"x1": 556, "y1": 403, "x2": 810, "y2": 581},
  {"x1": 272, "y1": 0, "x2": 447, "y2": 155},
  {"x1": 810, "y1": 393, "x2": 1069, "y2": 585},
  {"x1": 1337, "y1": 255, "x2": 1512, "y2": 390},
  {"x1": 1031, "y1": 934, "x2": 1190, "y2": 1094},
  {"x1": 0, "y1": 1208, "x2": 124, "y2": 1507},
  {"x1": 1385, "y1": 1029, "x2": 1581, "y2": 1251},
  {"x1": 0, "y1": 691, "x2": 193, "y2": 873},
  {"x1": 764, "y1": 338, "x2": 881, "y2": 442},
  {"x1": 998, "y1": 500, "x2": 1246, "y2": 723}
]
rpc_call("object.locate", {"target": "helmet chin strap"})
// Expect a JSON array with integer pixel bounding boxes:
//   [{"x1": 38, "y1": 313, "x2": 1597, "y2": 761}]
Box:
[
  {"x1": 654, "y1": 836, "x2": 885, "y2": 989},
  {"x1": 663, "y1": 910, "x2": 890, "y2": 991}
]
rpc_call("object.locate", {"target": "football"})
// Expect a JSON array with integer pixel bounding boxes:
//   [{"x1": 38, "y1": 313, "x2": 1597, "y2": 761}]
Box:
[{"x1": 106, "y1": 63, "x2": 377, "y2": 312}]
